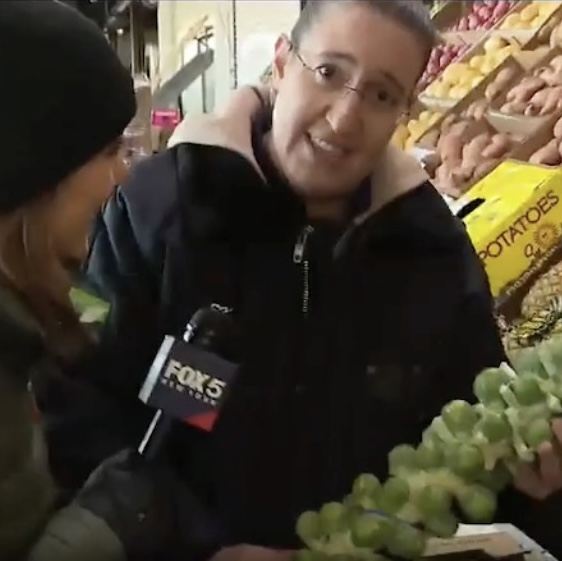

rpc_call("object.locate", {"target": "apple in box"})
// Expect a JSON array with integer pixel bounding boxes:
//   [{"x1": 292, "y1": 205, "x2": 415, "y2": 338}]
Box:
[
  {"x1": 493, "y1": 1, "x2": 512, "y2": 19},
  {"x1": 452, "y1": 0, "x2": 515, "y2": 31},
  {"x1": 418, "y1": 43, "x2": 467, "y2": 90}
]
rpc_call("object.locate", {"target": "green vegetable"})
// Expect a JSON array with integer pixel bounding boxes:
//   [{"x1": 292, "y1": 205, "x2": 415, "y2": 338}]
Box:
[
  {"x1": 294, "y1": 335, "x2": 562, "y2": 560},
  {"x1": 69, "y1": 287, "x2": 110, "y2": 324},
  {"x1": 350, "y1": 515, "x2": 389, "y2": 549}
]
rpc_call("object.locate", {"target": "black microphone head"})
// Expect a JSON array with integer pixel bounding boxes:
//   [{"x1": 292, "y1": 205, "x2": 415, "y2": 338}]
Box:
[
  {"x1": 138, "y1": 306, "x2": 240, "y2": 451},
  {"x1": 186, "y1": 307, "x2": 238, "y2": 361}
]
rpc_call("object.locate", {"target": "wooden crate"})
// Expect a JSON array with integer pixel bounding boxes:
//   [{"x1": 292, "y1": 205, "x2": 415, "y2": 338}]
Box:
[
  {"x1": 441, "y1": 1, "x2": 520, "y2": 43},
  {"x1": 415, "y1": 109, "x2": 556, "y2": 197},
  {"x1": 507, "y1": 111, "x2": 562, "y2": 162},
  {"x1": 392, "y1": 102, "x2": 453, "y2": 150},
  {"x1": 419, "y1": 52, "x2": 523, "y2": 112},
  {"x1": 431, "y1": 2, "x2": 468, "y2": 31},
  {"x1": 489, "y1": 46, "x2": 562, "y2": 110},
  {"x1": 408, "y1": 103, "x2": 453, "y2": 142},
  {"x1": 492, "y1": 1, "x2": 562, "y2": 47}
]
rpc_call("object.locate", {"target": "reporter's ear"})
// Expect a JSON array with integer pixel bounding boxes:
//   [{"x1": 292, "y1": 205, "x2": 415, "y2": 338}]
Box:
[{"x1": 218, "y1": 85, "x2": 270, "y2": 119}]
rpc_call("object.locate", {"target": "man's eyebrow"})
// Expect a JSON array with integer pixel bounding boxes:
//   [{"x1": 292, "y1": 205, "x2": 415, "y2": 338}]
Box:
[
  {"x1": 318, "y1": 50, "x2": 358, "y2": 65},
  {"x1": 317, "y1": 50, "x2": 406, "y2": 95}
]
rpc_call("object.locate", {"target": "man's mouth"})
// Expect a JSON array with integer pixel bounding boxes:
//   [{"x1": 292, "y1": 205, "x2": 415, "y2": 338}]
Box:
[{"x1": 306, "y1": 133, "x2": 348, "y2": 158}]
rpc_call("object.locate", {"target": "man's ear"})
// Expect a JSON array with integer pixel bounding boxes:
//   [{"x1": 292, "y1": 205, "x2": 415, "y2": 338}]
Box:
[{"x1": 272, "y1": 34, "x2": 292, "y2": 86}]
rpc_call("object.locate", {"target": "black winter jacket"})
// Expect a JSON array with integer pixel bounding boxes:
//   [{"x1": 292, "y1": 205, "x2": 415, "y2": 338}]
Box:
[{"x1": 41, "y1": 113, "x2": 562, "y2": 559}]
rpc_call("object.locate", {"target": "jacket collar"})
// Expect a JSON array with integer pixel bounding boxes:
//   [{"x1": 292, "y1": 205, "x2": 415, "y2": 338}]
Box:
[
  {"x1": 169, "y1": 111, "x2": 428, "y2": 219},
  {"x1": 169, "y1": 110, "x2": 462, "y2": 251}
]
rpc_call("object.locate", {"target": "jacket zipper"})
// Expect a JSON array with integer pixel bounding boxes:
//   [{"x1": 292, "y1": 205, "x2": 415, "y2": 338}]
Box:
[{"x1": 293, "y1": 225, "x2": 314, "y2": 316}]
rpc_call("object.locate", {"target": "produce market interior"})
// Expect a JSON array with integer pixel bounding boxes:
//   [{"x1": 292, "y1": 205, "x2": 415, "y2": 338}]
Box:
[
  {"x1": 8, "y1": 0, "x2": 562, "y2": 561},
  {"x1": 117, "y1": 0, "x2": 562, "y2": 370}
]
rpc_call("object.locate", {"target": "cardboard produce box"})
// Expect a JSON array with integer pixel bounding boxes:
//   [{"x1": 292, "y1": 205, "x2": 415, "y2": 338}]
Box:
[
  {"x1": 425, "y1": 524, "x2": 553, "y2": 561},
  {"x1": 459, "y1": 161, "x2": 562, "y2": 348}
]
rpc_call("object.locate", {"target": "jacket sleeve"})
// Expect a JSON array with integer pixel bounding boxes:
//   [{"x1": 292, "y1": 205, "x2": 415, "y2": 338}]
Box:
[
  {"x1": 78, "y1": 187, "x2": 164, "y2": 397},
  {"x1": 41, "y1": 186, "x2": 164, "y2": 491},
  {"x1": 25, "y1": 449, "x2": 224, "y2": 561},
  {"x1": 437, "y1": 252, "x2": 508, "y2": 406},
  {"x1": 441, "y1": 253, "x2": 562, "y2": 558},
  {"x1": 25, "y1": 505, "x2": 126, "y2": 561}
]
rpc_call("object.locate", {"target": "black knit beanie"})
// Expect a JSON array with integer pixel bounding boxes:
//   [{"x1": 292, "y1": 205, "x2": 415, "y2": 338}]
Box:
[{"x1": 0, "y1": 1, "x2": 136, "y2": 213}]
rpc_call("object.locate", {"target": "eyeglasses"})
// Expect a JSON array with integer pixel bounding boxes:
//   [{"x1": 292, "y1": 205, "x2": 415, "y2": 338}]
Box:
[{"x1": 292, "y1": 47, "x2": 410, "y2": 119}]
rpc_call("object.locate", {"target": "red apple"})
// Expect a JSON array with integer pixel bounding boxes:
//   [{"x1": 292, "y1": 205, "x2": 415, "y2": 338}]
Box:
[
  {"x1": 426, "y1": 61, "x2": 440, "y2": 75},
  {"x1": 457, "y1": 16, "x2": 469, "y2": 31},
  {"x1": 467, "y1": 13, "x2": 480, "y2": 29},
  {"x1": 493, "y1": 1, "x2": 510, "y2": 18},
  {"x1": 478, "y1": 6, "x2": 493, "y2": 24}
]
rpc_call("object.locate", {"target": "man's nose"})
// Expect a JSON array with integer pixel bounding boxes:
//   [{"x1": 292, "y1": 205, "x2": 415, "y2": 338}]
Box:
[{"x1": 325, "y1": 90, "x2": 363, "y2": 136}]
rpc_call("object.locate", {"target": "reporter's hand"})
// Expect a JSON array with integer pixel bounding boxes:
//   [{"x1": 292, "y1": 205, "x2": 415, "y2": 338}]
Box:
[
  {"x1": 74, "y1": 449, "x2": 221, "y2": 559},
  {"x1": 209, "y1": 545, "x2": 295, "y2": 561}
]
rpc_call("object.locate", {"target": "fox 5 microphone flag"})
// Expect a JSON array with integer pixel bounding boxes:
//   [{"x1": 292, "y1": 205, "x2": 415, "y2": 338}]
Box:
[{"x1": 139, "y1": 336, "x2": 238, "y2": 431}]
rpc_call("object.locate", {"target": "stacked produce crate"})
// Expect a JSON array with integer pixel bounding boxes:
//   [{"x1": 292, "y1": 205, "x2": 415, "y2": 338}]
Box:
[
  {"x1": 394, "y1": 0, "x2": 562, "y2": 197},
  {"x1": 393, "y1": 1, "x2": 562, "y2": 355}
]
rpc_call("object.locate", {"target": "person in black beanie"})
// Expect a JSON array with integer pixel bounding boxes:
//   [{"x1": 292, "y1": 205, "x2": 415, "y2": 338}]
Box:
[{"x1": 0, "y1": 2, "x2": 207, "y2": 560}]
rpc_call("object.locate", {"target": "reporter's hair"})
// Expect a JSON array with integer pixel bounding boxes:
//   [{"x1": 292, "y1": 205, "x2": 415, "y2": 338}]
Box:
[
  {"x1": 0, "y1": 196, "x2": 89, "y2": 361},
  {"x1": 291, "y1": 0, "x2": 440, "y2": 71}
]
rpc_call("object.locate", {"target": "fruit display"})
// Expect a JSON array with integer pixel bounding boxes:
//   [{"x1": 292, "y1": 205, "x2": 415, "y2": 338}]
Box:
[
  {"x1": 391, "y1": 110, "x2": 444, "y2": 150},
  {"x1": 527, "y1": 113, "x2": 562, "y2": 165},
  {"x1": 423, "y1": 37, "x2": 520, "y2": 99},
  {"x1": 431, "y1": 120, "x2": 519, "y2": 197},
  {"x1": 496, "y1": 54, "x2": 562, "y2": 115},
  {"x1": 522, "y1": 261, "x2": 562, "y2": 318},
  {"x1": 499, "y1": 1, "x2": 560, "y2": 31},
  {"x1": 418, "y1": 43, "x2": 468, "y2": 91},
  {"x1": 482, "y1": 64, "x2": 521, "y2": 102},
  {"x1": 501, "y1": 263, "x2": 562, "y2": 351},
  {"x1": 455, "y1": 64, "x2": 521, "y2": 119},
  {"x1": 295, "y1": 336, "x2": 562, "y2": 561},
  {"x1": 413, "y1": 113, "x2": 522, "y2": 197},
  {"x1": 450, "y1": 0, "x2": 516, "y2": 31}
]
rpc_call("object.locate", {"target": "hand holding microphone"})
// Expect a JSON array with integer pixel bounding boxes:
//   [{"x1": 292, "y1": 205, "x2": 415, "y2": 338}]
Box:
[{"x1": 27, "y1": 307, "x2": 238, "y2": 561}]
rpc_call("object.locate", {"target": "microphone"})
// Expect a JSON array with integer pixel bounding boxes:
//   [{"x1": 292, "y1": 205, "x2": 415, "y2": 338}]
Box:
[{"x1": 137, "y1": 306, "x2": 239, "y2": 460}]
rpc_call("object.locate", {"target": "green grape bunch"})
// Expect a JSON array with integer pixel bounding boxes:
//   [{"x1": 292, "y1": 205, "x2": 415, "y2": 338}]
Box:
[{"x1": 293, "y1": 335, "x2": 562, "y2": 561}]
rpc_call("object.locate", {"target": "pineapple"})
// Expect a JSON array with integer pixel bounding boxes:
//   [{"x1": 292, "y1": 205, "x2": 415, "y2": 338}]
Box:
[
  {"x1": 501, "y1": 312, "x2": 562, "y2": 352},
  {"x1": 521, "y1": 261, "x2": 562, "y2": 319}
]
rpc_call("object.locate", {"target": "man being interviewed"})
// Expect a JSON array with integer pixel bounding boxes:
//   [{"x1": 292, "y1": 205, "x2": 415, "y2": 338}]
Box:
[{"x1": 44, "y1": 1, "x2": 562, "y2": 560}]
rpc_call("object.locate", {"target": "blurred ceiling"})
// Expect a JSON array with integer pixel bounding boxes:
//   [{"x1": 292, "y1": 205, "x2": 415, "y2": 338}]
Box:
[{"x1": 62, "y1": 0, "x2": 157, "y2": 31}]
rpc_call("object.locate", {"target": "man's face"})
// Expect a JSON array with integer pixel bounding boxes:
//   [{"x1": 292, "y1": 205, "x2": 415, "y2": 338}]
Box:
[{"x1": 270, "y1": 3, "x2": 426, "y2": 200}]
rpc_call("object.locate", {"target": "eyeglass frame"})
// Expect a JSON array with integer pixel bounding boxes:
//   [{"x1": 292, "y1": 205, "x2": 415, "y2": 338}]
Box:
[{"x1": 288, "y1": 43, "x2": 413, "y2": 121}]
